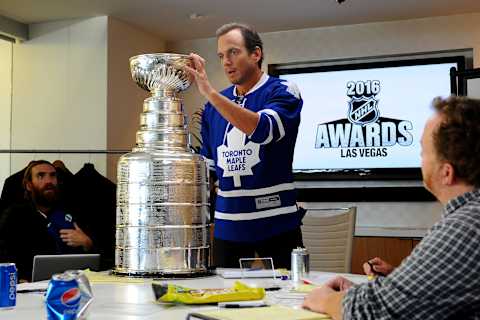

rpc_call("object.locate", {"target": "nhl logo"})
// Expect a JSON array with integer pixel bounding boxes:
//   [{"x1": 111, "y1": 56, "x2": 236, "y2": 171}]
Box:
[{"x1": 347, "y1": 96, "x2": 379, "y2": 126}]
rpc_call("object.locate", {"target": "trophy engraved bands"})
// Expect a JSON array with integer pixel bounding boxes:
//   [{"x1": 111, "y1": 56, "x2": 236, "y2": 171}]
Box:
[{"x1": 114, "y1": 53, "x2": 211, "y2": 277}]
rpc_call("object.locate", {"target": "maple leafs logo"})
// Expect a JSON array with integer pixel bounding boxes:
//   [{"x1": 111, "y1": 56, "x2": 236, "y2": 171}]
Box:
[{"x1": 217, "y1": 126, "x2": 260, "y2": 187}]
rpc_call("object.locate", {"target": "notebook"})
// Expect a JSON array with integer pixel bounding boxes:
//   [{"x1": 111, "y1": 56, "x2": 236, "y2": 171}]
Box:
[
  {"x1": 32, "y1": 254, "x2": 100, "y2": 282},
  {"x1": 186, "y1": 305, "x2": 330, "y2": 320}
]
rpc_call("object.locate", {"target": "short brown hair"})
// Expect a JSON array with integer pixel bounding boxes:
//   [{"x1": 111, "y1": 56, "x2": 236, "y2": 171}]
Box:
[
  {"x1": 22, "y1": 160, "x2": 55, "y2": 194},
  {"x1": 216, "y1": 22, "x2": 264, "y2": 68},
  {"x1": 432, "y1": 96, "x2": 480, "y2": 187}
]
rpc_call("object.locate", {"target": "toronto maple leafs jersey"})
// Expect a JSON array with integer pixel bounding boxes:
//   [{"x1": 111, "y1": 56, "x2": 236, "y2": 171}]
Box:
[{"x1": 200, "y1": 73, "x2": 304, "y2": 242}]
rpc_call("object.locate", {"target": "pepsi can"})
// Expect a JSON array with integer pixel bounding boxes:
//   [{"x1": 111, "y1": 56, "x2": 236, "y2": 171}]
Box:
[
  {"x1": 45, "y1": 273, "x2": 80, "y2": 320},
  {"x1": 0, "y1": 263, "x2": 16, "y2": 310},
  {"x1": 64, "y1": 270, "x2": 93, "y2": 317}
]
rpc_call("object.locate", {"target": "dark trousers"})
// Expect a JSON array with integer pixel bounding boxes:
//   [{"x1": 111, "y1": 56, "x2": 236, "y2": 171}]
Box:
[{"x1": 213, "y1": 227, "x2": 303, "y2": 269}]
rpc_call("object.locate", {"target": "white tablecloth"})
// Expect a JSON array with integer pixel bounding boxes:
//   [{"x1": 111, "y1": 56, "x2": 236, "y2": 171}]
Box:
[{"x1": 4, "y1": 272, "x2": 367, "y2": 319}]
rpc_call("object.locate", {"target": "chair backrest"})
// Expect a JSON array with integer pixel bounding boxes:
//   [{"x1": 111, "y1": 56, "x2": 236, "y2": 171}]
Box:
[
  {"x1": 301, "y1": 207, "x2": 356, "y2": 273},
  {"x1": 32, "y1": 254, "x2": 100, "y2": 282}
]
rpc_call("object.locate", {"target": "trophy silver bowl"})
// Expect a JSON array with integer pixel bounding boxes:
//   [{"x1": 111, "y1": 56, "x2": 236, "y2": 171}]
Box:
[
  {"x1": 130, "y1": 53, "x2": 194, "y2": 93},
  {"x1": 114, "y1": 53, "x2": 211, "y2": 277}
]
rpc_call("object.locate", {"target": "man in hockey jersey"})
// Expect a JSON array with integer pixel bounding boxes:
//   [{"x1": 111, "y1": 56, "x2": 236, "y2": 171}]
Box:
[{"x1": 185, "y1": 23, "x2": 304, "y2": 268}]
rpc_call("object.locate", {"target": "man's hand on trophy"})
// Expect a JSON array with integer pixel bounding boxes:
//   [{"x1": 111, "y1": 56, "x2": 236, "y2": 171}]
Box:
[{"x1": 185, "y1": 53, "x2": 215, "y2": 98}]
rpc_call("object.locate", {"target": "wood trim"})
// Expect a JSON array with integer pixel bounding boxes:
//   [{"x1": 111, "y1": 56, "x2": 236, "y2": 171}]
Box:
[{"x1": 351, "y1": 236, "x2": 413, "y2": 274}]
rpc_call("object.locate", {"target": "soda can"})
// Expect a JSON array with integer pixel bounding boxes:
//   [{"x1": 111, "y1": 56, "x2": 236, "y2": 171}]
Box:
[
  {"x1": 64, "y1": 270, "x2": 93, "y2": 318},
  {"x1": 0, "y1": 263, "x2": 17, "y2": 310},
  {"x1": 291, "y1": 247, "x2": 310, "y2": 283},
  {"x1": 45, "y1": 273, "x2": 80, "y2": 320}
]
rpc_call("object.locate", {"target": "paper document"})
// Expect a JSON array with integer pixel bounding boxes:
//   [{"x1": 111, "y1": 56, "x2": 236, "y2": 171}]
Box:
[
  {"x1": 307, "y1": 273, "x2": 368, "y2": 285},
  {"x1": 216, "y1": 268, "x2": 283, "y2": 279},
  {"x1": 187, "y1": 305, "x2": 330, "y2": 320},
  {"x1": 17, "y1": 281, "x2": 48, "y2": 293},
  {"x1": 83, "y1": 270, "x2": 147, "y2": 284}
]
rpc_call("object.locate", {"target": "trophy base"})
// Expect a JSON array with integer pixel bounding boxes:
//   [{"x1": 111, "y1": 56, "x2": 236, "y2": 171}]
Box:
[{"x1": 111, "y1": 268, "x2": 215, "y2": 279}]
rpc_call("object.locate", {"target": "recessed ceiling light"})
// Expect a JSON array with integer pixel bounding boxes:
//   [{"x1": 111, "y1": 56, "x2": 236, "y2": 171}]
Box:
[{"x1": 189, "y1": 13, "x2": 208, "y2": 20}]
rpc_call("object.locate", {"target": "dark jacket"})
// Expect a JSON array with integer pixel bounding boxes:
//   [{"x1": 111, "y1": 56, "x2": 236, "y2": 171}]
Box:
[
  {"x1": 0, "y1": 167, "x2": 27, "y2": 217},
  {"x1": 0, "y1": 201, "x2": 83, "y2": 281},
  {"x1": 70, "y1": 163, "x2": 116, "y2": 270}
]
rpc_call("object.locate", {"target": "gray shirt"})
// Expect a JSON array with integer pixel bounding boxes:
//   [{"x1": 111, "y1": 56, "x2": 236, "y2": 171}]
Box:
[{"x1": 343, "y1": 189, "x2": 480, "y2": 319}]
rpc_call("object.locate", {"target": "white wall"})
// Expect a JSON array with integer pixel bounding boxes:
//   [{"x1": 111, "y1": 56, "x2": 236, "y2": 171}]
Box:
[
  {"x1": 10, "y1": 17, "x2": 108, "y2": 176},
  {"x1": 469, "y1": 79, "x2": 480, "y2": 99},
  {"x1": 106, "y1": 17, "x2": 166, "y2": 182},
  {"x1": 2, "y1": 16, "x2": 167, "y2": 192},
  {"x1": 168, "y1": 12, "x2": 480, "y2": 236},
  {"x1": 170, "y1": 13, "x2": 480, "y2": 118},
  {"x1": 0, "y1": 39, "x2": 12, "y2": 192}
]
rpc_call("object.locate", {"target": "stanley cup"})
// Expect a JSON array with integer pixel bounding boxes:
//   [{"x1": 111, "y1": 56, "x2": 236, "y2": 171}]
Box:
[{"x1": 114, "y1": 53, "x2": 211, "y2": 277}]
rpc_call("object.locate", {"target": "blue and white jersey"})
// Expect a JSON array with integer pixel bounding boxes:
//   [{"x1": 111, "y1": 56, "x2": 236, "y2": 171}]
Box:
[{"x1": 200, "y1": 73, "x2": 304, "y2": 242}]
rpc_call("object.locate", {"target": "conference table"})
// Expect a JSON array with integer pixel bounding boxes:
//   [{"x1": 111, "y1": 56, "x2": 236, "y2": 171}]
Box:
[{"x1": 5, "y1": 271, "x2": 368, "y2": 319}]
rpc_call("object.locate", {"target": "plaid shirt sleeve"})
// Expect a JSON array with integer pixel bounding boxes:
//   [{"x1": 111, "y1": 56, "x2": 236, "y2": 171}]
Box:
[{"x1": 342, "y1": 202, "x2": 480, "y2": 320}]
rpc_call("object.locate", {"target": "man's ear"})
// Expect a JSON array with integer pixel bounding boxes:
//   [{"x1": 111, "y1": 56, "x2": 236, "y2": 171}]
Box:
[
  {"x1": 441, "y1": 162, "x2": 456, "y2": 186},
  {"x1": 25, "y1": 181, "x2": 32, "y2": 192},
  {"x1": 251, "y1": 46, "x2": 262, "y2": 64}
]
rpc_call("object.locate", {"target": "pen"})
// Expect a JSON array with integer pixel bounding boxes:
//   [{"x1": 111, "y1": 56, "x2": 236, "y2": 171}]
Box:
[
  {"x1": 221, "y1": 303, "x2": 268, "y2": 308},
  {"x1": 367, "y1": 261, "x2": 385, "y2": 280},
  {"x1": 218, "y1": 301, "x2": 268, "y2": 308},
  {"x1": 264, "y1": 286, "x2": 281, "y2": 291},
  {"x1": 301, "y1": 278, "x2": 318, "y2": 285},
  {"x1": 17, "y1": 288, "x2": 47, "y2": 293}
]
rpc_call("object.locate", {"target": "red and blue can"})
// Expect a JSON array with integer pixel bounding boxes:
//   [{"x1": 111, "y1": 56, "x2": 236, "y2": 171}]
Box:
[
  {"x1": 0, "y1": 263, "x2": 16, "y2": 310},
  {"x1": 45, "y1": 273, "x2": 80, "y2": 320}
]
